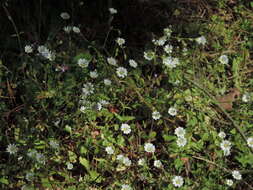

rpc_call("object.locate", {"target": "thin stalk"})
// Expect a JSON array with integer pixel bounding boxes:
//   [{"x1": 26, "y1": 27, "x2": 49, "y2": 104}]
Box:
[
  {"x1": 184, "y1": 76, "x2": 253, "y2": 154},
  {"x1": 3, "y1": 5, "x2": 22, "y2": 53}
]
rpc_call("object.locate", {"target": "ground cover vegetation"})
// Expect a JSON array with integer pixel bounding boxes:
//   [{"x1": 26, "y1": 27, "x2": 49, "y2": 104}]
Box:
[{"x1": 0, "y1": 0, "x2": 253, "y2": 189}]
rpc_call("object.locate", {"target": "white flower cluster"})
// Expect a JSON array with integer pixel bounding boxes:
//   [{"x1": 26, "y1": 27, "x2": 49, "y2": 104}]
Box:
[
  {"x1": 163, "y1": 56, "x2": 179, "y2": 68},
  {"x1": 116, "y1": 154, "x2": 132, "y2": 166},
  {"x1": 79, "y1": 83, "x2": 95, "y2": 112},
  {"x1": 37, "y1": 45, "x2": 55, "y2": 61},
  {"x1": 174, "y1": 127, "x2": 187, "y2": 147}
]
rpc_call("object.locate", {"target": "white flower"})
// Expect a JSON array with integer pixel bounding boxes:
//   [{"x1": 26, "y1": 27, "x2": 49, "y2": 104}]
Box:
[
  {"x1": 63, "y1": 26, "x2": 72, "y2": 33},
  {"x1": 153, "y1": 36, "x2": 167, "y2": 46},
  {"x1": 175, "y1": 127, "x2": 186, "y2": 138},
  {"x1": 176, "y1": 137, "x2": 187, "y2": 147},
  {"x1": 107, "y1": 57, "x2": 117, "y2": 66},
  {"x1": 121, "y1": 123, "x2": 131, "y2": 134},
  {"x1": 116, "y1": 154, "x2": 125, "y2": 161},
  {"x1": 129, "y1": 59, "x2": 138, "y2": 68},
  {"x1": 67, "y1": 162, "x2": 73, "y2": 170},
  {"x1": 226, "y1": 179, "x2": 233, "y2": 186},
  {"x1": 164, "y1": 28, "x2": 172, "y2": 37},
  {"x1": 163, "y1": 57, "x2": 179, "y2": 68},
  {"x1": 116, "y1": 37, "x2": 125, "y2": 46},
  {"x1": 195, "y1": 36, "x2": 207, "y2": 45},
  {"x1": 24, "y1": 45, "x2": 33, "y2": 53},
  {"x1": 218, "y1": 131, "x2": 226, "y2": 139},
  {"x1": 104, "y1": 79, "x2": 112, "y2": 86},
  {"x1": 94, "y1": 103, "x2": 102, "y2": 111},
  {"x1": 78, "y1": 58, "x2": 89, "y2": 68},
  {"x1": 242, "y1": 93, "x2": 251, "y2": 102},
  {"x1": 138, "y1": 158, "x2": 145, "y2": 166},
  {"x1": 121, "y1": 184, "x2": 132, "y2": 190},
  {"x1": 172, "y1": 176, "x2": 184, "y2": 187},
  {"x1": 223, "y1": 148, "x2": 231, "y2": 156},
  {"x1": 60, "y1": 12, "x2": 70, "y2": 20},
  {"x1": 36, "y1": 153, "x2": 46, "y2": 164},
  {"x1": 80, "y1": 105, "x2": 87, "y2": 112},
  {"x1": 116, "y1": 67, "x2": 128, "y2": 78},
  {"x1": 6, "y1": 144, "x2": 18, "y2": 154},
  {"x1": 90, "y1": 70, "x2": 98, "y2": 78},
  {"x1": 247, "y1": 137, "x2": 253, "y2": 148},
  {"x1": 99, "y1": 100, "x2": 109, "y2": 105},
  {"x1": 232, "y1": 170, "x2": 242, "y2": 180},
  {"x1": 154, "y1": 160, "x2": 163, "y2": 168},
  {"x1": 25, "y1": 172, "x2": 35, "y2": 181},
  {"x1": 220, "y1": 140, "x2": 232, "y2": 151},
  {"x1": 72, "y1": 26, "x2": 80, "y2": 33},
  {"x1": 144, "y1": 51, "x2": 155, "y2": 61},
  {"x1": 122, "y1": 157, "x2": 132, "y2": 166},
  {"x1": 82, "y1": 83, "x2": 94, "y2": 96},
  {"x1": 49, "y1": 140, "x2": 59, "y2": 149},
  {"x1": 105, "y1": 146, "x2": 114, "y2": 155},
  {"x1": 219, "y1": 55, "x2": 229, "y2": 65},
  {"x1": 152, "y1": 111, "x2": 161, "y2": 120},
  {"x1": 168, "y1": 107, "x2": 177, "y2": 116},
  {"x1": 109, "y1": 8, "x2": 117, "y2": 14},
  {"x1": 144, "y1": 143, "x2": 155, "y2": 153},
  {"x1": 37, "y1": 45, "x2": 55, "y2": 61},
  {"x1": 27, "y1": 149, "x2": 38, "y2": 158},
  {"x1": 164, "y1": 44, "x2": 173, "y2": 54}
]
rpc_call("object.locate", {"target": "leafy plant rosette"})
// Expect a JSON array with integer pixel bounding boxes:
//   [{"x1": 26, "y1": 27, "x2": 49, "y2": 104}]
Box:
[{"x1": 1, "y1": 4, "x2": 253, "y2": 190}]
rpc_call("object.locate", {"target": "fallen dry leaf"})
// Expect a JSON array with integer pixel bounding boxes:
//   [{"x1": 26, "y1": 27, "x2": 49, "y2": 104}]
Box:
[{"x1": 216, "y1": 88, "x2": 240, "y2": 110}]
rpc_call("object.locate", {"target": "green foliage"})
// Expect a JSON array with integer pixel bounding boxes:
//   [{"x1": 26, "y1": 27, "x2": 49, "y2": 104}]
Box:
[{"x1": 0, "y1": 1, "x2": 253, "y2": 190}]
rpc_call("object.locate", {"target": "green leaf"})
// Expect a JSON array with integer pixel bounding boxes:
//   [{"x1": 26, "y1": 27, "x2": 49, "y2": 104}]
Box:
[
  {"x1": 80, "y1": 146, "x2": 88, "y2": 155},
  {"x1": 79, "y1": 157, "x2": 90, "y2": 171},
  {"x1": 65, "y1": 125, "x2": 72, "y2": 133},
  {"x1": 68, "y1": 151, "x2": 77, "y2": 162},
  {"x1": 0, "y1": 177, "x2": 8, "y2": 185},
  {"x1": 89, "y1": 170, "x2": 101, "y2": 182},
  {"x1": 149, "y1": 131, "x2": 157, "y2": 138},
  {"x1": 114, "y1": 113, "x2": 135, "y2": 122},
  {"x1": 163, "y1": 134, "x2": 175, "y2": 141}
]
